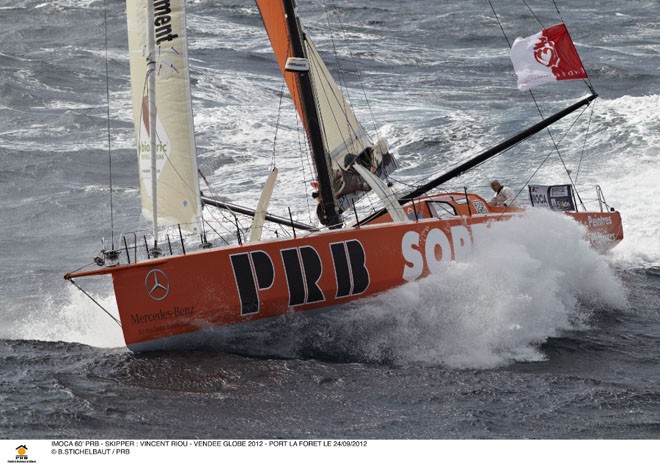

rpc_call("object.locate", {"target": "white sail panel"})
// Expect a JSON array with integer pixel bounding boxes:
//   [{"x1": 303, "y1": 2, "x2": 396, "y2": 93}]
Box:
[
  {"x1": 305, "y1": 38, "x2": 397, "y2": 213},
  {"x1": 126, "y1": 0, "x2": 201, "y2": 231},
  {"x1": 305, "y1": 38, "x2": 370, "y2": 169}
]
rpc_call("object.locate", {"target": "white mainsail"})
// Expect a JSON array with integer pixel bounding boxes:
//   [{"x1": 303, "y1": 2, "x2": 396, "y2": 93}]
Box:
[{"x1": 126, "y1": 0, "x2": 201, "y2": 232}]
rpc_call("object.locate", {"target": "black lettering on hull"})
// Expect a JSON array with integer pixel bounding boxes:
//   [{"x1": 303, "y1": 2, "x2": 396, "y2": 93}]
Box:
[
  {"x1": 230, "y1": 251, "x2": 275, "y2": 315},
  {"x1": 330, "y1": 240, "x2": 370, "y2": 298},
  {"x1": 281, "y1": 246, "x2": 325, "y2": 307}
]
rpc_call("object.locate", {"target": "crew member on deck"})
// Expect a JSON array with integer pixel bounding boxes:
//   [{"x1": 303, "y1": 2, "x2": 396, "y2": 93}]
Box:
[{"x1": 489, "y1": 180, "x2": 520, "y2": 208}]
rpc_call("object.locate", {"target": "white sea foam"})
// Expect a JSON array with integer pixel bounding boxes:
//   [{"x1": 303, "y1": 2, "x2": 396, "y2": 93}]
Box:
[
  {"x1": 576, "y1": 95, "x2": 660, "y2": 268},
  {"x1": 298, "y1": 209, "x2": 626, "y2": 368},
  {"x1": 17, "y1": 287, "x2": 125, "y2": 349}
]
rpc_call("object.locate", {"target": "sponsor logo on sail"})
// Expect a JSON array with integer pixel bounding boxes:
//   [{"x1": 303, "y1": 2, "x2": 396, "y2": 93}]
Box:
[{"x1": 153, "y1": 0, "x2": 179, "y2": 45}]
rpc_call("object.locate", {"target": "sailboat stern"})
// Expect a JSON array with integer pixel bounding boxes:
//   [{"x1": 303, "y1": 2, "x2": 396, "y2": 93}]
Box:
[
  {"x1": 566, "y1": 211, "x2": 623, "y2": 252},
  {"x1": 528, "y1": 184, "x2": 623, "y2": 251}
]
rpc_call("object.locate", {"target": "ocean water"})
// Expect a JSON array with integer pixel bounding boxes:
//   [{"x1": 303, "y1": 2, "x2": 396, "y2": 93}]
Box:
[{"x1": 1, "y1": 0, "x2": 660, "y2": 442}]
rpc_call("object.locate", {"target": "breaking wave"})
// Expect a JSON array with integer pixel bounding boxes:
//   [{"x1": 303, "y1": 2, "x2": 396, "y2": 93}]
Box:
[
  {"x1": 20, "y1": 210, "x2": 627, "y2": 370},
  {"x1": 282, "y1": 209, "x2": 626, "y2": 368},
  {"x1": 15, "y1": 287, "x2": 125, "y2": 349}
]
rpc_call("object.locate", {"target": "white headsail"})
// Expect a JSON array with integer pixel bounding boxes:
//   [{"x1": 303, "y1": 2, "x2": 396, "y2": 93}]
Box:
[
  {"x1": 126, "y1": 0, "x2": 201, "y2": 232},
  {"x1": 304, "y1": 38, "x2": 370, "y2": 170},
  {"x1": 307, "y1": 38, "x2": 398, "y2": 213}
]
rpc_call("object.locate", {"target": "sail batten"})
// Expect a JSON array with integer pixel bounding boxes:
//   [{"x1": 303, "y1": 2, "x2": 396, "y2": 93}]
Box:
[{"x1": 126, "y1": 0, "x2": 201, "y2": 232}]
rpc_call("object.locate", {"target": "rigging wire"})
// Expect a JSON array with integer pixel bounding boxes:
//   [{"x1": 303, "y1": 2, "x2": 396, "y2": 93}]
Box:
[
  {"x1": 294, "y1": 99, "x2": 316, "y2": 225},
  {"x1": 271, "y1": 81, "x2": 287, "y2": 170},
  {"x1": 202, "y1": 218, "x2": 230, "y2": 246},
  {"x1": 574, "y1": 99, "x2": 596, "y2": 186},
  {"x1": 321, "y1": 3, "x2": 355, "y2": 109},
  {"x1": 323, "y1": 0, "x2": 380, "y2": 137},
  {"x1": 198, "y1": 171, "x2": 250, "y2": 239},
  {"x1": 527, "y1": 90, "x2": 586, "y2": 209},
  {"x1": 510, "y1": 101, "x2": 592, "y2": 207},
  {"x1": 488, "y1": 0, "x2": 511, "y2": 48},
  {"x1": 102, "y1": 0, "x2": 115, "y2": 249},
  {"x1": 551, "y1": 0, "x2": 565, "y2": 22},
  {"x1": 522, "y1": 0, "x2": 546, "y2": 29},
  {"x1": 278, "y1": 39, "x2": 316, "y2": 225},
  {"x1": 67, "y1": 279, "x2": 122, "y2": 328},
  {"x1": 388, "y1": 176, "x2": 421, "y2": 190}
]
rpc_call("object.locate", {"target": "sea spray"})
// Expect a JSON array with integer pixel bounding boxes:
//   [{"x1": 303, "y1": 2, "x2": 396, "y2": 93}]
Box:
[
  {"x1": 287, "y1": 209, "x2": 626, "y2": 368},
  {"x1": 16, "y1": 287, "x2": 124, "y2": 349},
  {"x1": 572, "y1": 95, "x2": 660, "y2": 269}
]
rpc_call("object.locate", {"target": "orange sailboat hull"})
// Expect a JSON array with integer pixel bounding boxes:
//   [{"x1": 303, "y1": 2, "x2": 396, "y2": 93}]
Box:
[
  {"x1": 67, "y1": 199, "x2": 622, "y2": 351},
  {"x1": 566, "y1": 211, "x2": 624, "y2": 252},
  {"x1": 76, "y1": 216, "x2": 498, "y2": 351}
]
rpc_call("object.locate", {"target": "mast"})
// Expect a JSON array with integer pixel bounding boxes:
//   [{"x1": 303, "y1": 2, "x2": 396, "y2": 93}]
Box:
[
  {"x1": 146, "y1": 0, "x2": 159, "y2": 252},
  {"x1": 282, "y1": 0, "x2": 341, "y2": 228},
  {"x1": 358, "y1": 92, "x2": 598, "y2": 225}
]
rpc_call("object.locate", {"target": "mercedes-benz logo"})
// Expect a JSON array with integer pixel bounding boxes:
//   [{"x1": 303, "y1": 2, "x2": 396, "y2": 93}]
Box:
[{"x1": 145, "y1": 269, "x2": 170, "y2": 301}]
